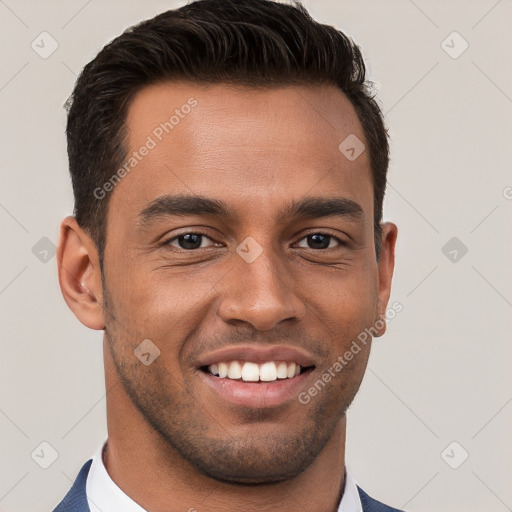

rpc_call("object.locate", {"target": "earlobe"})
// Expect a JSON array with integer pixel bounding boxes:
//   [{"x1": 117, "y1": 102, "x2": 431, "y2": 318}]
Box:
[
  {"x1": 374, "y1": 222, "x2": 398, "y2": 338},
  {"x1": 57, "y1": 216, "x2": 105, "y2": 330}
]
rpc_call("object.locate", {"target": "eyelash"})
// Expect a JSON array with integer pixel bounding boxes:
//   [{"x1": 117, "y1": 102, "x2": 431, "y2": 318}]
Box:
[{"x1": 161, "y1": 231, "x2": 346, "y2": 250}]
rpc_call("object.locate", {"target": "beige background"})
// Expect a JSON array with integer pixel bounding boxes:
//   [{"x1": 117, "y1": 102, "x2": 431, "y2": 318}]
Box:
[{"x1": 1, "y1": 1, "x2": 511, "y2": 511}]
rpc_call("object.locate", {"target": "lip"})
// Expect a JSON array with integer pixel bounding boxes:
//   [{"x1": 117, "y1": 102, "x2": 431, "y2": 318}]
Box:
[
  {"x1": 195, "y1": 344, "x2": 317, "y2": 368},
  {"x1": 199, "y1": 367, "x2": 315, "y2": 408}
]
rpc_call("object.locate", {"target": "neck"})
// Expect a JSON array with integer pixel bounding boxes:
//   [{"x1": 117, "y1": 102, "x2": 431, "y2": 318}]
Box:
[{"x1": 103, "y1": 338, "x2": 347, "y2": 512}]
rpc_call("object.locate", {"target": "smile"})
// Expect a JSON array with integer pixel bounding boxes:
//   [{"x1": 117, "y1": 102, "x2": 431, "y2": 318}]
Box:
[
  {"x1": 196, "y1": 344, "x2": 317, "y2": 407},
  {"x1": 203, "y1": 360, "x2": 314, "y2": 382}
]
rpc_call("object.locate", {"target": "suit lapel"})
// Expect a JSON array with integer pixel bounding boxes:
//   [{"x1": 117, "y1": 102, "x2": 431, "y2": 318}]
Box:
[{"x1": 53, "y1": 459, "x2": 92, "y2": 512}]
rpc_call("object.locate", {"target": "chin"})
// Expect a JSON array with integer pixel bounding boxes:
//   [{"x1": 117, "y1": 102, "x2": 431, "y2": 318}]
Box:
[
  {"x1": 155, "y1": 419, "x2": 335, "y2": 486},
  {"x1": 191, "y1": 455, "x2": 313, "y2": 485}
]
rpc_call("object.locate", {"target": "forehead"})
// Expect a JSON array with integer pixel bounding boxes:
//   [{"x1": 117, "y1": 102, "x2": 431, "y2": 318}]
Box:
[{"x1": 110, "y1": 81, "x2": 373, "y2": 225}]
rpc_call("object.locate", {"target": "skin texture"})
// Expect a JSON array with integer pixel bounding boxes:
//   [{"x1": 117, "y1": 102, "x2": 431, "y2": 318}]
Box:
[{"x1": 57, "y1": 82, "x2": 397, "y2": 512}]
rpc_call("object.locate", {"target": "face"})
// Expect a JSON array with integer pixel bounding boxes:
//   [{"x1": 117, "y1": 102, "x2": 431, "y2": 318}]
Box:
[{"x1": 75, "y1": 82, "x2": 396, "y2": 484}]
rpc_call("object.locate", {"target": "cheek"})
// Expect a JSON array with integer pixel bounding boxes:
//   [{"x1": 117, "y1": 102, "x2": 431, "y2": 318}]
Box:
[
  {"x1": 104, "y1": 253, "x2": 204, "y2": 317},
  {"x1": 103, "y1": 265, "x2": 218, "y2": 361},
  {"x1": 299, "y1": 264, "x2": 378, "y2": 322},
  {"x1": 297, "y1": 276, "x2": 378, "y2": 378}
]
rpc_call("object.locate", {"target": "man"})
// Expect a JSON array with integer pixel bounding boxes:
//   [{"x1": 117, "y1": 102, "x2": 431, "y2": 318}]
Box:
[{"x1": 54, "y1": 0, "x2": 401, "y2": 510}]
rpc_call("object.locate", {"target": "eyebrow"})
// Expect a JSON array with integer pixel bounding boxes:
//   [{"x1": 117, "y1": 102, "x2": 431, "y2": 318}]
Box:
[{"x1": 137, "y1": 194, "x2": 364, "y2": 225}]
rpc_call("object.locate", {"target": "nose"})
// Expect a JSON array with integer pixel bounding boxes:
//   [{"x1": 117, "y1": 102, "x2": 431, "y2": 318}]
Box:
[{"x1": 217, "y1": 245, "x2": 306, "y2": 331}]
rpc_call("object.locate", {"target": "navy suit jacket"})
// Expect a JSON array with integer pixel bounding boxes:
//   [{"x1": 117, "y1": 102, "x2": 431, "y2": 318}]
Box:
[{"x1": 53, "y1": 459, "x2": 405, "y2": 512}]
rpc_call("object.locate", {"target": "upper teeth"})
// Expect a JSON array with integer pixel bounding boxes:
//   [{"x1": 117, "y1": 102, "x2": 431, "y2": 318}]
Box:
[{"x1": 208, "y1": 361, "x2": 302, "y2": 382}]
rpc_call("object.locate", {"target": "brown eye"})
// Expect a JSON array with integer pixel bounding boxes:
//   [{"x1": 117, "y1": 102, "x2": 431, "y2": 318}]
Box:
[
  {"x1": 163, "y1": 232, "x2": 218, "y2": 250},
  {"x1": 296, "y1": 233, "x2": 343, "y2": 250}
]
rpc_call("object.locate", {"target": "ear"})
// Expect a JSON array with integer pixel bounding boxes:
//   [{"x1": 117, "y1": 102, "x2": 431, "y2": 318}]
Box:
[
  {"x1": 373, "y1": 222, "x2": 398, "y2": 338},
  {"x1": 57, "y1": 216, "x2": 105, "y2": 330}
]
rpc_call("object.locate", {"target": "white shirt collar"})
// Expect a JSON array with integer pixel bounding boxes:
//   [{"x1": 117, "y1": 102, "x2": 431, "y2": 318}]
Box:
[
  {"x1": 87, "y1": 439, "x2": 362, "y2": 512},
  {"x1": 86, "y1": 439, "x2": 145, "y2": 512},
  {"x1": 339, "y1": 469, "x2": 364, "y2": 512}
]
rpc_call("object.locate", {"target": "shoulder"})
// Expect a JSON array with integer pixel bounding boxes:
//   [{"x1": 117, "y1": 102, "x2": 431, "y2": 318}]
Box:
[
  {"x1": 52, "y1": 459, "x2": 92, "y2": 512},
  {"x1": 357, "y1": 485, "x2": 406, "y2": 512}
]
